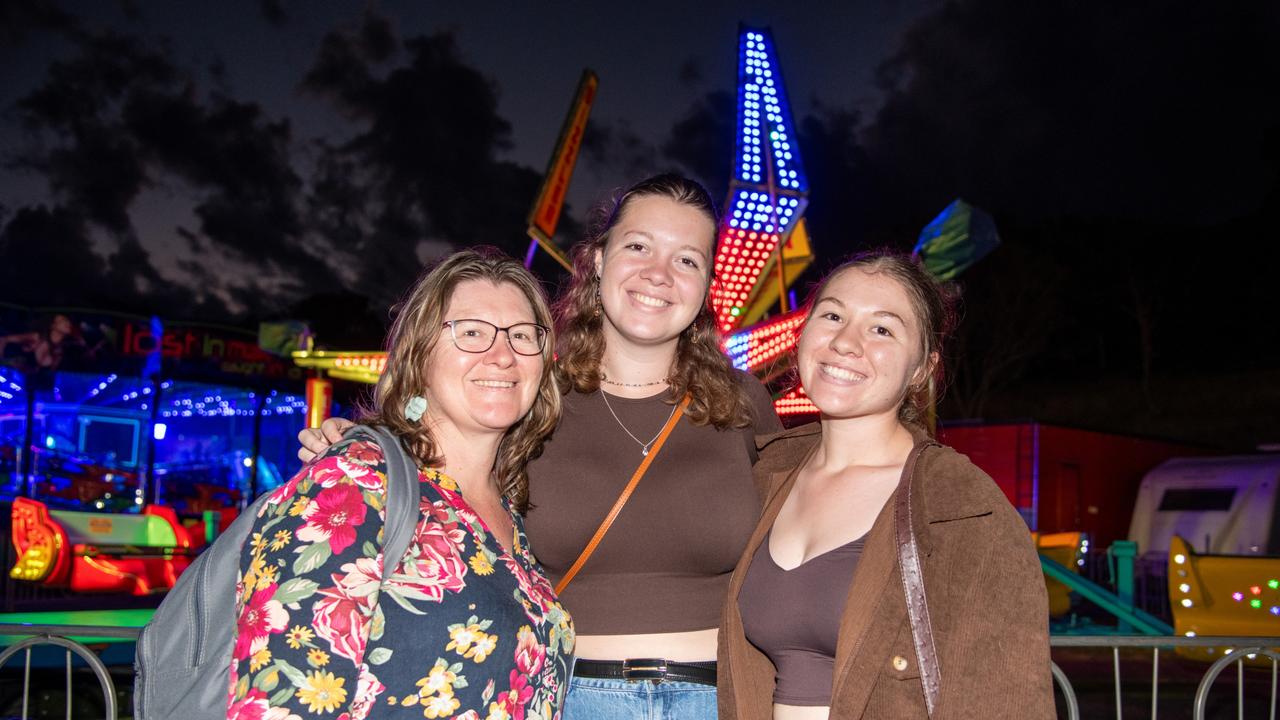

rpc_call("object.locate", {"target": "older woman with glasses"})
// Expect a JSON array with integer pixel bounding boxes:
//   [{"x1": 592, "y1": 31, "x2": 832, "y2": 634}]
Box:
[{"x1": 225, "y1": 249, "x2": 573, "y2": 720}]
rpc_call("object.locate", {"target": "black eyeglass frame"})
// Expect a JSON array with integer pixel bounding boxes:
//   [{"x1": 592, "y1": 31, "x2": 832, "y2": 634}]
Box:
[{"x1": 441, "y1": 319, "x2": 550, "y2": 356}]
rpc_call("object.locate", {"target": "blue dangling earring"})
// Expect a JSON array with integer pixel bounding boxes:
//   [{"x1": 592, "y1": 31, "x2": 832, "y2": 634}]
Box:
[{"x1": 404, "y1": 395, "x2": 428, "y2": 422}]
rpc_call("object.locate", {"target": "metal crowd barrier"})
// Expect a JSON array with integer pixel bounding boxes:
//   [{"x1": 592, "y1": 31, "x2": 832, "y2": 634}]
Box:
[
  {"x1": 1052, "y1": 635, "x2": 1280, "y2": 720},
  {"x1": 0, "y1": 623, "x2": 140, "y2": 720},
  {"x1": 1, "y1": 624, "x2": 1279, "y2": 720}
]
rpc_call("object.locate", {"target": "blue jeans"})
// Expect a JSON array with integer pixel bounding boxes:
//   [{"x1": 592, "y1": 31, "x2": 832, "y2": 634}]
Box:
[{"x1": 564, "y1": 675, "x2": 717, "y2": 720}]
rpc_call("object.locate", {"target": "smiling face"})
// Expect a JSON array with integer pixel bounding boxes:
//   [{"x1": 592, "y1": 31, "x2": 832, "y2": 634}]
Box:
[
  {"x1": 797, "y1": 268, "x2": 932, "y2": 422},
  {"x1": 422, "y1": 279, "x2": 544, "y2": 439},
  {"x1": 593, "y1": 194, "x2": 716, "y2": 351}
]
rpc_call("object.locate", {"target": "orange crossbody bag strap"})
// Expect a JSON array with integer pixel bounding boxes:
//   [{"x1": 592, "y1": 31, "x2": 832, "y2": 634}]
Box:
[{"x1": 554, "y1": 394, "x2": 691, "y2": 596}]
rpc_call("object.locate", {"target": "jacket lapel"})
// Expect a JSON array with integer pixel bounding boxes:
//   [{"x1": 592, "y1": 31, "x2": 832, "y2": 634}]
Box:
[{"x1": 725, "y1": 433, "x2": 820, "y2": 717}]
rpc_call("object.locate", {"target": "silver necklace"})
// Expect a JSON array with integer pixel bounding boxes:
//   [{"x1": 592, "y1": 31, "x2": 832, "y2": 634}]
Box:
[
  {"x1": 600, "y1": 391, "x2": 679, "y2": 456},
  {"x1": 600, "y1": 373, "x2": 669, "y2": 388}
]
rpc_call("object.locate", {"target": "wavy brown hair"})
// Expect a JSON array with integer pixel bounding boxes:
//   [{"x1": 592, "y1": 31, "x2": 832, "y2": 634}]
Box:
[
  {"x1": 553, "y1": 173, "x2": 754, "y2": 429},
  {"x1": 360, "y1": 248, "x2": 561, "y2": 513},
  {"x1": 801, "y1": 249, "x2": 959, "y2": 432}
]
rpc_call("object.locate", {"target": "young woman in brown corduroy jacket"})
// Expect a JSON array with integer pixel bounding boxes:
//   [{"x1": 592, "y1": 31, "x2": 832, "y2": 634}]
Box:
[{"x1": 717, "y1": 251, "x2": 1054, "y2": 720}]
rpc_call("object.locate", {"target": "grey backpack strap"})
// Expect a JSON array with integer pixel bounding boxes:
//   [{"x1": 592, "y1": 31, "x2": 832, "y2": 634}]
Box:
[{"x1": 345, "y1": 425, "x2": 419, "y2": 582}]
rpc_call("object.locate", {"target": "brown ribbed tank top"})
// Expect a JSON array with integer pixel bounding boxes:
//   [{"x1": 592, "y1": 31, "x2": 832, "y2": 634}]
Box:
[{"x1": 738, "y1": 530, "x2": 866, "y2": 706}]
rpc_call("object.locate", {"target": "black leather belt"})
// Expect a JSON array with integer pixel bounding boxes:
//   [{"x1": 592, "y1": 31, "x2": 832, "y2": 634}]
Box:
[{"x1": 574, "y1": 658, "x2": 718, "y2": 686}]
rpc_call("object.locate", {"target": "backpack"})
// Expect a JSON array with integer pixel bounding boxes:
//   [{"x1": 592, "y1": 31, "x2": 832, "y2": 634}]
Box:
[{"x1": 134, "y1": 425, "x2": 419, "y2": 719}]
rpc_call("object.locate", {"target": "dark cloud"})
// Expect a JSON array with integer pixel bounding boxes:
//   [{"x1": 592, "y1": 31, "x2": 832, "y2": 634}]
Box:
[
  {"x1": 0, "y1": 0, "x2": 77, "y2": 47},
  {"x1": 0, "y1": 205, "x2": 214, "y2": 317},
  {"x1": 302, "y1": 11, "x2": 392, "y2": 111},
  {"x1": 358, "y1": 8, "x2": 396, "y2": 63},
  {"x1": 114, "y1": 0, "x2": 140, "y2": 21},
  {"x1": 287, "y1": 291, "x2": 387, "y2": 351},
  {"x1": 843, "y1": 0, "x2": 1280, "y2": 441},
  {"x1": 122, "y1": 90, "x2": 330, "y2": 283},
  {"x1": 258, "y1": 0, "x2": 286, "y2": 27},
  {"x1": 0, "y1": 207, "x2": 105, "y2": 307},
  {"x1": 10, "y1": 31, "x2": 175, "y2": 238},
  {"x1": 301, "y1": 23, "x2": 555, "y2": 303},
  {"x1": 864, "y1": 0, "x2": 1280, "y2": 226},
  {"x1": 40, "y1": 127, "x2": 145, "y2": 233},
  {"x1": 15, "y1": 31, "x2": 178, "y2": 132},
  {"x1": 6, "y1": 28, "x2": 343, "y2": 319},
  {"x1": 677, "y1": 57, "x2": 703, "y2": 87},
  {"x1": 792, "y1": 108, "x2": 879, "y2": 255},
  {"x1": 659, "y1": 90, "x2": 734, "y2": 199},
  {"x1": 581, "y1": 119, "x2": 666, "y2": 188}
]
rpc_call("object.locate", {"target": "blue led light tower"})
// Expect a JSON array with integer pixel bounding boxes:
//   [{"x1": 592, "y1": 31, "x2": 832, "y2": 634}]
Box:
[{"x1": 712, "y1": 26, "x2": 811, "y2": 332}]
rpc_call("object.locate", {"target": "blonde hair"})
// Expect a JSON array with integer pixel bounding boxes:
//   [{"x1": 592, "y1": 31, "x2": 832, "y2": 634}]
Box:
[
  {"x1": 360, "y1": 248, "x2": 560, "y2": 512},
  {"x1": 553, "y1": 173, "x2": 754, "y2": 429}
]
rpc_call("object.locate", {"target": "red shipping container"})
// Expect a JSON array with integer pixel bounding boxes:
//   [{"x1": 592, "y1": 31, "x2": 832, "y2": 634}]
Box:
[{"x1": 937, "y1": 422, "x2": 1204, "y2": 547}]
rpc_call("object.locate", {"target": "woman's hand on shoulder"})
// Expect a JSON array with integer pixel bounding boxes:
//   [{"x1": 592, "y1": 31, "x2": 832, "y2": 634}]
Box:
[{"x1": 296, "y1": 417, "x2": 356, "y2": 462}]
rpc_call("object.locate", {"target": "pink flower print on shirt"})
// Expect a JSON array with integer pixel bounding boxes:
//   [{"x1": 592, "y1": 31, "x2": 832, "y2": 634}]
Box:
[
  {"x1": 333, "y1": 556, "x2": 384, "y2": 596},
  {"x1": 298, "y1": 483, "x2": 368, "y2": 554},
  {"x1": 312, "y1": 453, "x2": 383, "y2": 491},
  {"x1": 234, "y1": 585, "x2": 288, "y2": 661},
  {"x1": 342, "y1": 439, "x2": 384, "y2": 467},
  {"x1": 261, "y1": 474, "x2": 303, "y2": 513},
  {"x1": 392, "y1": 527, "x2": 469, "y2": 603},
  {"x1": 345, "y1": 663, "x2": 386, "y2": 720},
  {"x1": 513, "y1": 626, "x2": 546, "y2": 677},
  {"x1": 499, "y1": 671, "x2": 535, "y2": 720},
  {"x1": 225, "y1": 688, "x2": 271, "y2": 720},
  {"x1": 312, "y1": 581, "x2": 375, "y2": 664}
]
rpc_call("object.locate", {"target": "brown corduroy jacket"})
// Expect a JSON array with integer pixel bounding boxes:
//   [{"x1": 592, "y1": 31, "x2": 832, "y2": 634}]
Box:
[{"x1": 718, "y1": 423, "x2": 1054, "y2": 720}]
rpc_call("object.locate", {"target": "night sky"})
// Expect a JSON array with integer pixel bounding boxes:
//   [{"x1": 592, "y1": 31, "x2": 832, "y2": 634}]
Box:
[{"x1": 2, "y1": 0, "x2": 1278, "y2": 449}]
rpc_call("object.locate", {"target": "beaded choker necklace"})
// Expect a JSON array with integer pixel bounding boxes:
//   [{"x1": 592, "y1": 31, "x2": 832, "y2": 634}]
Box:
[{"x1": 600, "y1": 373, "x2": 670, "y2": 388}]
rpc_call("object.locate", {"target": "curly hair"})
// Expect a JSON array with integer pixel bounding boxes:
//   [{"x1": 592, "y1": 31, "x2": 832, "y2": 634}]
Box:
[
  {"x1": 359, "y1": 248, "x2": 561, "y2": 513},
  {"x1": 553, "y1": 173, "x2": 755, "y2": 429},
  {"x1": 800, "y1": 249, "x2": 960, "y2": 431}
]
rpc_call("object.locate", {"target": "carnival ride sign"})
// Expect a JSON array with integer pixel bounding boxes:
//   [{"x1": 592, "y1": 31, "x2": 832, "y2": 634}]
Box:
[
  {"x1": 0, "y1": 305, "x2": 301, "y2": 385},
  {"x1": 526, "y1": 69, "x2": 599, "y2": 270}
]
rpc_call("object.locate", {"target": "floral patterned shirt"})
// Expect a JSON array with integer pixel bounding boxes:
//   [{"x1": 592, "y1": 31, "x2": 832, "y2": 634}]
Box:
[{"x1": 226, "y1": 435, "x2": 574, "y2": 720}]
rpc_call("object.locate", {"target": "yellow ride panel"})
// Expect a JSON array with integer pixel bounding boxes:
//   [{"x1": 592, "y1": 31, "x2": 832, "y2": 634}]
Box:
[{"x1": 1169, "y1": 535, "x2": 1280, "y2": 662}]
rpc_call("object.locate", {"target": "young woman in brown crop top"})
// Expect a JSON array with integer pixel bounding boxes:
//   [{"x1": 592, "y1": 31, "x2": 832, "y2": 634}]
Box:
[
  {"x1": 720, "y1": 251, "x2": 1052, "y2": 720},
  {"x1": 300, "y1": 174, "x2": 782, "y2": 719}
]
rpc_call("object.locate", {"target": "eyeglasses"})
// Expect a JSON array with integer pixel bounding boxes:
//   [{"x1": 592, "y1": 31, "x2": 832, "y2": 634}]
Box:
[{"x1": 442, "y1": 319, "x2": 549, "y2": 356}]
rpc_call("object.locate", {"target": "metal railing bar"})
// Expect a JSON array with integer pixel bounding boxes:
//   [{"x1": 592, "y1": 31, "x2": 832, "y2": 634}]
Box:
[
  {"x1": 1051, "y1": 660, "x2": 1080, "y2": 720},
  {"x1": 1152, "y1": 647, "x2": 1159, "y2": 720},
  {"x1": 1240, "y1": 659, "x2": 1245, "y2": 720},
  {"x1": 1193, "y1": 648, "x2": 1280, "y2": 720},
  {"x1": 0, "y1": 634, "x2": 119, "y2": 720},
  {"x1": 0, "y1": 623, "x2": 141, "y2": 640},
  {"x1": 5, "y1": 622, "x2": 1280, "y2": 720},
  {"x1": 1115, "y1": 646, "x2": 1124, "y2": 720},
  {"x1": 1052, "y1": 635, "x2": 1280, "y2": 649},
  {"x1": 1271, "y1": 657, "x2": 1277, "y2": 720},
  {"x1": 23, "y1": 645, "x2": 31, "y2": 720},
  {"x1": 65, "y1": 648, "x2": 72, "y2": 720}
]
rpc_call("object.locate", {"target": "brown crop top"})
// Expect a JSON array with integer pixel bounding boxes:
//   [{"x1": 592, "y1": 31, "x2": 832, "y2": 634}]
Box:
[
  {"x1": 522, "y1": 373, "x2": 781, "y2": 635},
  {"x1": 738, "y1": 531, "x2": 866, "y2": 706}
]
